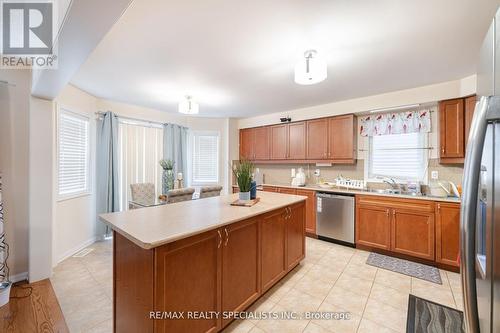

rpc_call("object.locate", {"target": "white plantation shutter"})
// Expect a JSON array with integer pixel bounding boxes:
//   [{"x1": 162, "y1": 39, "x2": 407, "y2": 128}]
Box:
[
  {"x1": 58, "y1": 110, "x2": 90, "y2": 197},
  {"x1": 192, "y1": 133, "x2": 219, "y2": 183},
  {"x1": 368, "y1": 132, "x2": 427, "y2": 181}
]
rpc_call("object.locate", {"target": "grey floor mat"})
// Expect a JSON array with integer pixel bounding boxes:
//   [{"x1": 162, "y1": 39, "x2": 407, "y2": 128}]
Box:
[
  {"x1": 407, "y1": 294, "x2": 464, "y2": 333},
  {"x1": 366, "y1": 252, "x2": 442, "y2": 284}
]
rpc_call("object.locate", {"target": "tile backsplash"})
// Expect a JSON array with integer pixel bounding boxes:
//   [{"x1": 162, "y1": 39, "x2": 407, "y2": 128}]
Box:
[{"x1": 252, "y1": 159, "x2": 463, "y2": 187}]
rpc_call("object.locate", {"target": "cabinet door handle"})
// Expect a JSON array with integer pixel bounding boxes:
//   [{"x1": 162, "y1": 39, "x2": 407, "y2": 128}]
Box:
[
  {"x1": 217, "y1": 230, "x2": 222, "y2": 249},
  {"x1": 441, "y1": 147, "x2": 445, "y2": 154},
  {"x1": 437, "y1": 203, "x2": 441, "y2": 212},
  {"x1": 224, "y1": 228, "x2": 229, "y2": 246},
  {"x1": 386, "y1": 209, "x2": 389, "y2": 217},
  {"x1": 392, "y1": 210, "x2": 395, "y2": 217}
]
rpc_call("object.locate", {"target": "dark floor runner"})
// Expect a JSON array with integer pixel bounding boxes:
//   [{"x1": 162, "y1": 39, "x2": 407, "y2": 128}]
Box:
[{"x1": 407, "y1": 294, "x2": 464, "y2": 333}]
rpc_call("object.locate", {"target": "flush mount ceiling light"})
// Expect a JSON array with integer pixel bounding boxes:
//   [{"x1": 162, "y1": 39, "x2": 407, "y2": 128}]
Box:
[
  {"x1": 294, "y1": 49, "x2": 327, "y2": 85},
  {"x1": 178, "y1": 96, "x2": 199, "y2": 114}
]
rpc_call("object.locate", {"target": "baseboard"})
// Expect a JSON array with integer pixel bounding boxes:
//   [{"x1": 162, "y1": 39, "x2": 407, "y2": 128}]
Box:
[
  {"x1": 10, "y1": 271, "x2": 28, "y2": 283},
  {"x1": 55, "y1": 237, "x2": 97, "y2": 265}
]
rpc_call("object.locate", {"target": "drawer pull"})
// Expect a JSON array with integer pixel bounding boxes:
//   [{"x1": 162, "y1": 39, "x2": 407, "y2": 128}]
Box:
[
  {"x1": 224, "y1": 228, "x2": 229, "y2": 246},
  {"x1": 217, "y1": 230, "x2": 222, "y2": 248}
]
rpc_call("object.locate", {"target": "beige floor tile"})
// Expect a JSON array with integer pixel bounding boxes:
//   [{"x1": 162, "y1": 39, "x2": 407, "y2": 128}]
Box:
[
  {"x1": 342, "y1": 262, "x2": 377, "y2": 281},
  {"x1": 374, "y1": 269, "x2": 411, "y2": 292},
  {"x1": 223, "y1": 319, "x2": 256, "y2": 333},
  {"x1": 316, "y1": 256, "x2": 350, "y2": 271},
  {"x1": 357, "y1": 318, "x2": 399, "y2": 333},
  {"x1": 411, "y1": 288, "x2": 456, "y2": 308},
  {"x1": 262, "y1": 281, "x2": 292, "y2": 303},
  {"x1": 411, "y1": 275, "x2": 450, "y2": 292},
  {"x1": 454, "y1": 294, "x2": 464, "y2": 311},
  {"x1": 311, "y1": 302, "x2": 361, "y2": 333},
  {"x1": 302, "y1": 265, "x2": 342, "y2": 285},
  {"x1": 247, "y1": 297, "x2": 278, "y2": 325},
  {"x1": 369, "y1": 282, "x2": 410, "y2": 310},
  {"x1": 362, "y1": 298, "x2": 407, "y2": 332},
  {"x1": 294, "y1": 274, "x2": 335, "y2": 299},
  {"x1": 277, "y1": 289, "x2": 323, "y2": 313},
  {"x1": 248, "y1": 326, "x2": 266, "y2": 333},
  {"x1": 303, "y1": 321, "x2": 333, "y2": 333},
  {"x1": 86, "y1": 318, "x2": 113, "y2": 333},
  {"x1": 323, "y1": 285, "x2": 369, "y2": 316},
  {"x1": 255, "y1": 304, "x2": 310, "y2": 333},
  {"x1": 334, "y1": 272, "x2": 374, "y2": 296}
]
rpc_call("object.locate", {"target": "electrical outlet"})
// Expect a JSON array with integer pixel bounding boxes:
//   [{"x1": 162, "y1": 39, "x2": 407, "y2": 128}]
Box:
[
  {"x1": 314, "y1": 169, "x2": 320, "y2": 177},
  {"x1": 431, "y1": 171, "x2": 439, "y2": 180}
]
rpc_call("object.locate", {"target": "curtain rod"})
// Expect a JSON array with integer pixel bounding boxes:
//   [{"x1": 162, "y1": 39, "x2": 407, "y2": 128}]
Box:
[{"x1": 95, "y1": 111, "x2": 166, "y2": 127}]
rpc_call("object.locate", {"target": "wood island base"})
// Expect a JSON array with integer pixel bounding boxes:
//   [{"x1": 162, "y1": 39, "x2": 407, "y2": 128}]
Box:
[{"x1": 113, "y1": 201, "x2": 306, "y2": 333}]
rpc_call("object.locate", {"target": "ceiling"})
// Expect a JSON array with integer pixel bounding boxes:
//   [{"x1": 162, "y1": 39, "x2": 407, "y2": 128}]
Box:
[{"x1": 71, "y1": 0, "x2": 499, "y2": 118}]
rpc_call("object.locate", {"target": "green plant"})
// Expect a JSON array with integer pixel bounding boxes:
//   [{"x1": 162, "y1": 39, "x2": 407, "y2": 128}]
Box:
[
  {"x1": 159, "y1": 159, "x2": 174, "y2": 170},
  {"x1": 232, "y1": 160, "x2": 254, "y2": 192}
]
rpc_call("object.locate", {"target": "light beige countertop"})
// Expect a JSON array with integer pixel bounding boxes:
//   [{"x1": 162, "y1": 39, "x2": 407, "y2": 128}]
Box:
[
  {"x1": 100, "y1": 191, "x2": 306, "y2": 250},
  {"x1": 258, "y1": 183, "x2": 461, "y2": 204}
]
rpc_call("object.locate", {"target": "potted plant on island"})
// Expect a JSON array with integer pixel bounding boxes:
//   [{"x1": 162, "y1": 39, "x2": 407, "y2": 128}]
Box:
[
  {"x1": 159, "y1": 159, "x2": 175, "y2": 194},
  {"x1": 232, "y1": 159, "x2": 254, "y2": 201}
]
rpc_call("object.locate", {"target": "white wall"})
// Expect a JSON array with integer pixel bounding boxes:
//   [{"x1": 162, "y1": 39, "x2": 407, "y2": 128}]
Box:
[
  {"x1": 29, "y1": 97, "x2": 54, "y2": 281},
  {"x1": 238, "y1": 75, "x2": 477, "y2": 128},
  {"x1": 0, "y1": 70, "x2": 30, "y2": 282},
  {"x1": 53, "y1": 85, "x2": 99, "y2": 264}
]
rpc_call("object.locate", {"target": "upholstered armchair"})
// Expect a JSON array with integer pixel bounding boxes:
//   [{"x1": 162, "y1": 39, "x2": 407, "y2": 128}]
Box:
[
  {"x1": 199, "y1": 185, "x2": 223, "y2": 199},
  {"x1": 166, "y1": 188, "x2": 195, "y2": 203},
  {"x1": 129, "y1": 183, "x2": 155, "y2": 209}
]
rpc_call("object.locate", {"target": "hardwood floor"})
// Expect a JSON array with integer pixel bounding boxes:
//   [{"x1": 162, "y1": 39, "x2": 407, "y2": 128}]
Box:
[{"x1": 0, "y1": 279, "x2": 69, "y2": 332}]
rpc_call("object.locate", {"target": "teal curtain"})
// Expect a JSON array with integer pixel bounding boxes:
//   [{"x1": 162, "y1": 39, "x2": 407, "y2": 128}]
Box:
[
  {"x1": 163, "y1": 124, "x2": 188, "y2": 177},
  {"x1": 96, "y1": 111, "x2": 119, "y2": 239}
]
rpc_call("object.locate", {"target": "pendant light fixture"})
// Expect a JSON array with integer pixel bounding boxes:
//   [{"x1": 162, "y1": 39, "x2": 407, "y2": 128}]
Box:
[
  {"x1": 178, "y1": 96, "x2": 199, "y2": 114},
  {"x1": 294, "y1": 49, "x2": 327, "y2": 85}
]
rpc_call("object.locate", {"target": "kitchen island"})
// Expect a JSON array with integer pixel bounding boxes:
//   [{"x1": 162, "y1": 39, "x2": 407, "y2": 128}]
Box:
[{"x1": 100, "y1": 191, "x2": 307, "y2": 333}]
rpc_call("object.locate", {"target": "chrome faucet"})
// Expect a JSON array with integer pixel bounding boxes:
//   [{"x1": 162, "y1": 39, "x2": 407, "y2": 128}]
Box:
[{"x1": 383, "y1": 178, "x2": 400, "y2": 190}]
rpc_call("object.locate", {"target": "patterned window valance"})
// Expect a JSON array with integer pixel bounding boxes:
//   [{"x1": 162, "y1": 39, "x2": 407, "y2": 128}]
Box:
[{"x1": 360, "y1": 109, "x2": 431, "y2": 137}]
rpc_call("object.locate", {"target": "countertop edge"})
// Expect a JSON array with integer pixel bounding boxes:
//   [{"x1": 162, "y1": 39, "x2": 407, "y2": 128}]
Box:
[
  {"x1": 100, "y1": 195, "x2": 306, "y2": 250},
  {"x1": 256, "y1": 183, "x2": 461, "y2": 204}
]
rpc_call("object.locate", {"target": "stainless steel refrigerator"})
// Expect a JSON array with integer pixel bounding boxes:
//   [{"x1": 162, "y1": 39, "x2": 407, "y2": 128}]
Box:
[{"x1": 461, "y1": 8, "x2": 500, "y2": 333}]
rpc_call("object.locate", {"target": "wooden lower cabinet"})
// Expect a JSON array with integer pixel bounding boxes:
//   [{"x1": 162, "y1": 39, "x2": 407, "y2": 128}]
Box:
[
  {"x1": 261, "y1": 208, "x2": 287, "y2": 291},
  {"x1": 262, "y1": 185, "x2": 277, "y2": 192},
  {"x1": 391, "y1": 208, "x2": 435, "y2": 260},
  {"x1": 296, "y1": 189, "x2": 316, "y2": 235},
  {"x1": 435, "y1": 202, "x2": 460, "y2": 267},
  {"x1": 355, "y1": 195, "x2": 461, "y2": 267},
  {"x1": 286, "y1": 203, "x2": 306, "y2": 270},
  {"x1": 356, "y1": 200, "x2": 391, "y2": 250},
  {"x1": 221, "y1": 218, "x2": 260, "y2": 328},
  {"x1": 277, "y1": 187, "x2": 297, "y2": 195},
  {"x1": 154, "y1": 229, "x2": 222, "y2": 333},
  {"x1": 114, "y1": 202, "x2": 305, "y2": 333}
]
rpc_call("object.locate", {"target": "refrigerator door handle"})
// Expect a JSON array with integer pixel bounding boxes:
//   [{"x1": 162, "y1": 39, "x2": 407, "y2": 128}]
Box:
[{"x1": 460, "y1": 95, "x2": 490, "y2": 333}]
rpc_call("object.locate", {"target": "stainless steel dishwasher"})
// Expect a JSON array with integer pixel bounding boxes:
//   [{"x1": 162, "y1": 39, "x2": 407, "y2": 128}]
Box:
[{"x1": 316, "y1": 192, "x2": 355, "y2": 246}]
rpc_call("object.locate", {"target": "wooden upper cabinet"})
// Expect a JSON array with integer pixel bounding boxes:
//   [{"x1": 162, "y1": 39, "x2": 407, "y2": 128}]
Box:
[
  {"x1": 239, "y1": 128, "x2": 254, "y2": 160},
  {"x1": 287, "y1": 122, "x2": 306, "y2": 159},
  {"x1": 286, "y1": 203, "x2": 305, "y2": 270},
  {"x1": 439, "y1": 98, "x2": 465, "y2": 162},
  {"x1": 306, "y1": 119, "x2": 329, "y2": 159},
  {"x1": 465, "y1": 95, "x2": 477, "y2": 150},
  {"x1": 270, "y1": 124, "x2": 288, "y2": 160},
  {"x1": 296, "y1": 189, "x2": 316, "y2": 235},
  {"x1": 435, "y1": 202, "x2": 460, "y2": 267},
  {"x1": 391, "y1": 207, "x2": 435, "y2": 261},
  {"x1": 253, "y1": 127, "x2": 270, "y2": 160},
  {"x1": 221, "y1": 218, "x2": 260, "y2": 328},
  {"x1": 328, "y1": 114, "x2": 356, "y2": 162}
]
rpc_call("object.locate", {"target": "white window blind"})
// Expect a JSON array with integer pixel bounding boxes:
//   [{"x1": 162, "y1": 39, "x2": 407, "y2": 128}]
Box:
[
  {"x1": 192, "y1": 133, "x2": 219, "y2": 183},
  {"x1": 368, "y1": 132, "x2": 427, "y2": 182},
  {"x1": 58, "y1": 109, "x2": 90, "y2": 198}
]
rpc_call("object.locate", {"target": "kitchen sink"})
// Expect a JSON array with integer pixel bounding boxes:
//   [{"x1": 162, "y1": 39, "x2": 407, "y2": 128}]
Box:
[{"x1": 370, "y1": 188, "x2": 402, "y2": 195}]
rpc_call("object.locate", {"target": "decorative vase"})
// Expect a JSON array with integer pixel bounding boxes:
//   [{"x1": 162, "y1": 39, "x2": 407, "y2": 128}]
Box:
[
  {"x1": 162, "y1": 169, "x2": 175, "y2": 194},
  {"x1": 239, "y1": 191, "x2": 251, "y2": 201}
]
